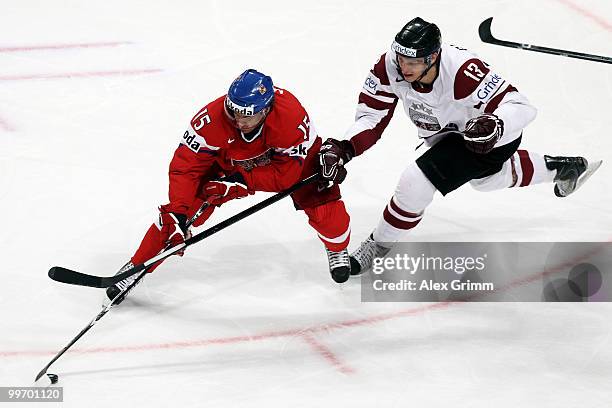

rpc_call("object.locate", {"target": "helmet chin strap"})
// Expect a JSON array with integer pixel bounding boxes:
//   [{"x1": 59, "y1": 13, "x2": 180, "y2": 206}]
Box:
[{"x1": 414, "y1": 54, "x2": 435, "y2": 83}]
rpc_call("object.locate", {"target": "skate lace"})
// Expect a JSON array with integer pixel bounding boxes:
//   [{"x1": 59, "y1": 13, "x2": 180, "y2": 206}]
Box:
[
  {"x1": 327, "y1": 249, "x2": 349, "y2": 269},
  {"x1": 114, "y1": 262, "x2": 139, "y2": 292},
  {"x1": 116, "y1": 274, "x2": 138, "y2": 292},
  {"x1": 352, "y1": 236, "x2": 379, "y2": 269}
]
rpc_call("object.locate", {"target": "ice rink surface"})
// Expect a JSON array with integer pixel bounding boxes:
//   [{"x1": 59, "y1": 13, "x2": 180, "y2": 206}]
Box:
[{"x1": 1, "y1": 0, "x2": 611, "y2": 406}]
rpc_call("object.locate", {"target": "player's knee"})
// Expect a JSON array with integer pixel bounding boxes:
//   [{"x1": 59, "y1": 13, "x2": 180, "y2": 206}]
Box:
[
  {"x1": 470, "y1": 177, "x2": 498, "y2": 191},
  {"x1": 394, "y1": 162, "x2": 436, "y2": 210},
  {"x1": 470, "y1": 162, "x2": 513, "y2": 192},
  {"x1": 304, "y1": 200, "x2": 349, "y2": 227}
]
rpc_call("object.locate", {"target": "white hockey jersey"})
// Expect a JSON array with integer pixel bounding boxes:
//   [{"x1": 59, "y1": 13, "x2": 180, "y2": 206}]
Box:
[{"x1": 345, "y1": 43, "x2": 537, "y2": 155}]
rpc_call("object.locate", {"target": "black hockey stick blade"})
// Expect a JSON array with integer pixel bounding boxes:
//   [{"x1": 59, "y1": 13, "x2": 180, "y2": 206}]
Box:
[
  {"x1": 479, "y1": 17, "x2": 612, "y2": 64},
  {"x1": 48, "y1": 173, "x2": 319, "y2": 288},
  {"x1": 49, "y1": 266, "x2": 104, "y2": 287},
  {"x1": 48, "y1": 264, "x2": 146, "y2": 288}
]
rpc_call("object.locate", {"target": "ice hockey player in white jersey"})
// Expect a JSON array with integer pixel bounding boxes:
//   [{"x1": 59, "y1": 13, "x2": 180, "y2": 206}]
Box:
[{"x1": 317, "y1": 17, "x2": 602, "y2": 275}]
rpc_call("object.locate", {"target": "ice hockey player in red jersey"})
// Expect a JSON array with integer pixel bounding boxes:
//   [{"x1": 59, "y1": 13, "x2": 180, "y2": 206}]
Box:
[
  {"x1": 317, "y1": 17, "x2": 602, "y2": 275},
  {"x1": 106, "y1": 69, "x2": 352, "y2": 305}
]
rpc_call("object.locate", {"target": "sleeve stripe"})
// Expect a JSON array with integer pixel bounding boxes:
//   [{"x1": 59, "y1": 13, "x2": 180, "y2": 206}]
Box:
[
  {"x1": 367, "y1": 92, "x2": 397, "y2": 104},
  {"x1": 358, "y1": 92, "x2": 396, "y2": 111},
  {"x1": 371, "y1": 52, "x2": 391, "y2": 86},
  {"x1": 376, "y1": 90, "x2": 397, "y2": 98},
  {"x1": 198, "y1": 148, "x2": 219, "y2": 156},
  {"x1": 350, "y1": 99, "x2": 398, "y2": 156},
  {"x1": 484, "y1": 85, "x2": 518, "y2": 113}
]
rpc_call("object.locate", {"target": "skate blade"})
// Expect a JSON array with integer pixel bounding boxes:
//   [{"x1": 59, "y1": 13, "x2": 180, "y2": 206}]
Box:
[{"x1": 574, "y1": 159, "x2": 603, "y2": 194}]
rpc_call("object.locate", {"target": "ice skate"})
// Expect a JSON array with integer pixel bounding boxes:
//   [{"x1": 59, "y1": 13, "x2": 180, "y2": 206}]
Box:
[
  {"x1": 103, "y1": 261, "x2": 143, "y2": 306},
  {"x1": 326, "y1": 248, "x2": 351, "y2": 283},
  {"x1": 349, "y1": 233, "x2": 391, "y2": 276},
  {"x1": 545, "y1": 155, "x2": 602, "y2": 197}
]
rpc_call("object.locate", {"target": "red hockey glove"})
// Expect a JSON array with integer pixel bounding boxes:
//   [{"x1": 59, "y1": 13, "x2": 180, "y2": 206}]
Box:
[
  {"x1": 202, "y1": 173, "x2": 250, "y2": 206},
  {"x1": 157, "y1": 209, "x2": 190, "y2": 255},
  {"x1": 463, "y1": 114, "x2": 504, "y2": 154},
  {"x1": 318, "y1": 138, "x2": 354, "y2": 188}
]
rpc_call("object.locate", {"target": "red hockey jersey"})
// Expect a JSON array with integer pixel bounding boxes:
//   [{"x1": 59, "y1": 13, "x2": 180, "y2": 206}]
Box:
[{"x1": 167, "y1": 87, "x2": 319, "y2": 214}]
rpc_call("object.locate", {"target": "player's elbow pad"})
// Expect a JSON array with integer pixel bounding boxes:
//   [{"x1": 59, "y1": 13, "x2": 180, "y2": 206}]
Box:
[{"x1": 495, "y1": 102, "x2": 537, "y2": 135}]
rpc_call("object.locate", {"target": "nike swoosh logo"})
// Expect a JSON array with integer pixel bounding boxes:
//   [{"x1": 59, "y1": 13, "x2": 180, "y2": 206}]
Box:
[
  {"x1": 395, "y1": 77, "x2": 405, "y2": 82},
  {"x1": 228, "y1": 139, "x2": 235, "y2": 143}
]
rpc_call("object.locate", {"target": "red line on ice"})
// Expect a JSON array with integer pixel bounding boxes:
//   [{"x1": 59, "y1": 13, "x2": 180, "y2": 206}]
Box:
[
  {"x1": 301, "y1": 333, "x2": 355, "y2": 374},
  {"x1": 551, "y1": 0, "x2": 612, "y2": 31},
  {"x1": 0, "y1": 302, "x2": 449, "y2": 358},
  {"x1": 0, "y1": 41, "x2": 132, "y2": 53},
  {"x1": 2, "y1": 243, "x2": 609, "y2": 372},
  {"x1": 0, "y1": 69, "x2": 162, "y2": 81}
]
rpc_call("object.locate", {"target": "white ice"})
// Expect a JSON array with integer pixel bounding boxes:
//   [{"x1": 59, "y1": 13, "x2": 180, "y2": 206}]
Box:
[{"x1": 1, "y1": 0, "x2": 611, "y2": 407}]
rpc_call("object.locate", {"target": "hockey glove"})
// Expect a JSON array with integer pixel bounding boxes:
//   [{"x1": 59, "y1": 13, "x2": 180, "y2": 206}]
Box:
[
  {"x1": 318, "y1": 138, "x2": 355, "y2": 188},
  {"x1": 463, "y1": 114, "x2": 504, "y2": 154},
  {"x1": 157, "y1": 208, "x2": 190, "y2": 255},
  {"x1": 202, "y1": 172, "x2": 250, "y2": 206}
]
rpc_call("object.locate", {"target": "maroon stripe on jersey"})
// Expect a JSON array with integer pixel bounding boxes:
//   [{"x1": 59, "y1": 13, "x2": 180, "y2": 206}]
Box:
[
  {"x1": 383, "y1": 207, "x2": 421, "y2": 230},
  {"x1": 377, "y1": 90, "x2": 397, "y2": 98},
  {"x1": 454, "y1": 58, "x2": 490, "y2": 100},
  {"x1": 484, "y1": 85, "x2": 518, "y2": 114},
  {"x1": 510, "y1": 155, "x2": 518, "y2": 187},
  {"x1": 371, "y1": 53, "x2": 391, "y2": 86},
  {"x1": 517, "y1": 150, "x2": 534, "y2": 186},
  {"x1": 358, "y1": 92, "x2": 395, "y2": 111},
  {"x1": 389, "y1": 198, "x2": 422, "y2": 219},
  {"x1": 351, "y1": 99, "x2": 398, "y2": 156}
]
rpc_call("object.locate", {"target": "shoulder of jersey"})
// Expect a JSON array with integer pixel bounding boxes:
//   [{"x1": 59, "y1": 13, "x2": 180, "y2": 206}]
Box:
[
  {"x1": 189, "y1": 95, "x2": 233, "y2": 148},
  {"x1": 369, "y1": 52, "x2": 399, "y2": 85},
  {"x1": 265, "y1": 88, "x2": 307, "y2": 148},
  {"x1": 364, "y1": 52, "x2": 403, "y2": 93},
  {"x1": 441, "y1": 44, "x2": 492, "y2": 101}
]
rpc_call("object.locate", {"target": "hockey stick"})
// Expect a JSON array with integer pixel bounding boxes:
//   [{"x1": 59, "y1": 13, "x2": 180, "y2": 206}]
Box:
[
  {"x1": 479, "y1": 17, "x2": 612, "y2": 64},
  {"x1": 48, "y1": 173, "x2": 319, "y2": 288},
  {"x1": 34, "y1": 201, "x2": 209, "y2": 382}
]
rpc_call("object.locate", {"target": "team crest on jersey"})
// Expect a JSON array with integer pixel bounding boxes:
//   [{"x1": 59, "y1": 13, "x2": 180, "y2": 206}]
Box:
[
  {"x1": 258, "y1": 84, "x2": 267, "y2": 95},
  {"x1": 409, "y1": 102, "x2": 441, "y2": 132},
  {"x1": 231, "y1": 149, "x2": 273, "y2": 172}
]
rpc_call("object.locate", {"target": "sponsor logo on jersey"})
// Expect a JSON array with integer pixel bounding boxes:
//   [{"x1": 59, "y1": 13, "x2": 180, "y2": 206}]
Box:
[
  {"x1": 182, "y1": 130, "x2": 201, "y2": 152},
  {"x1": 289, "y1": 143, "x2": 308, "y2": 158},
  {"x1": 392, "y1": 41, "x2": 417, "y2": 57},
  {"x1": 364, "y1": 75, "x2": 379, "y2": 94},
  {"x1": 476, "y1": 73, "x2": 505, "y2": 101}
]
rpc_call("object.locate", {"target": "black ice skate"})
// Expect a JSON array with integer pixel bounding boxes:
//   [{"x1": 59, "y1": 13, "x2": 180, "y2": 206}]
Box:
[
  {"x1": 349, "y1": 233, "x2": 391, "y2": 276},
  {"x1": 326, "y1": 248, "x2": 351, "y2": 283},
  {"x1": 544, "y1": 155, "x2": 602, "y2": 197},
  {"x1": 103, "y1": 261, "x2": 143, "y2": 306}
]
